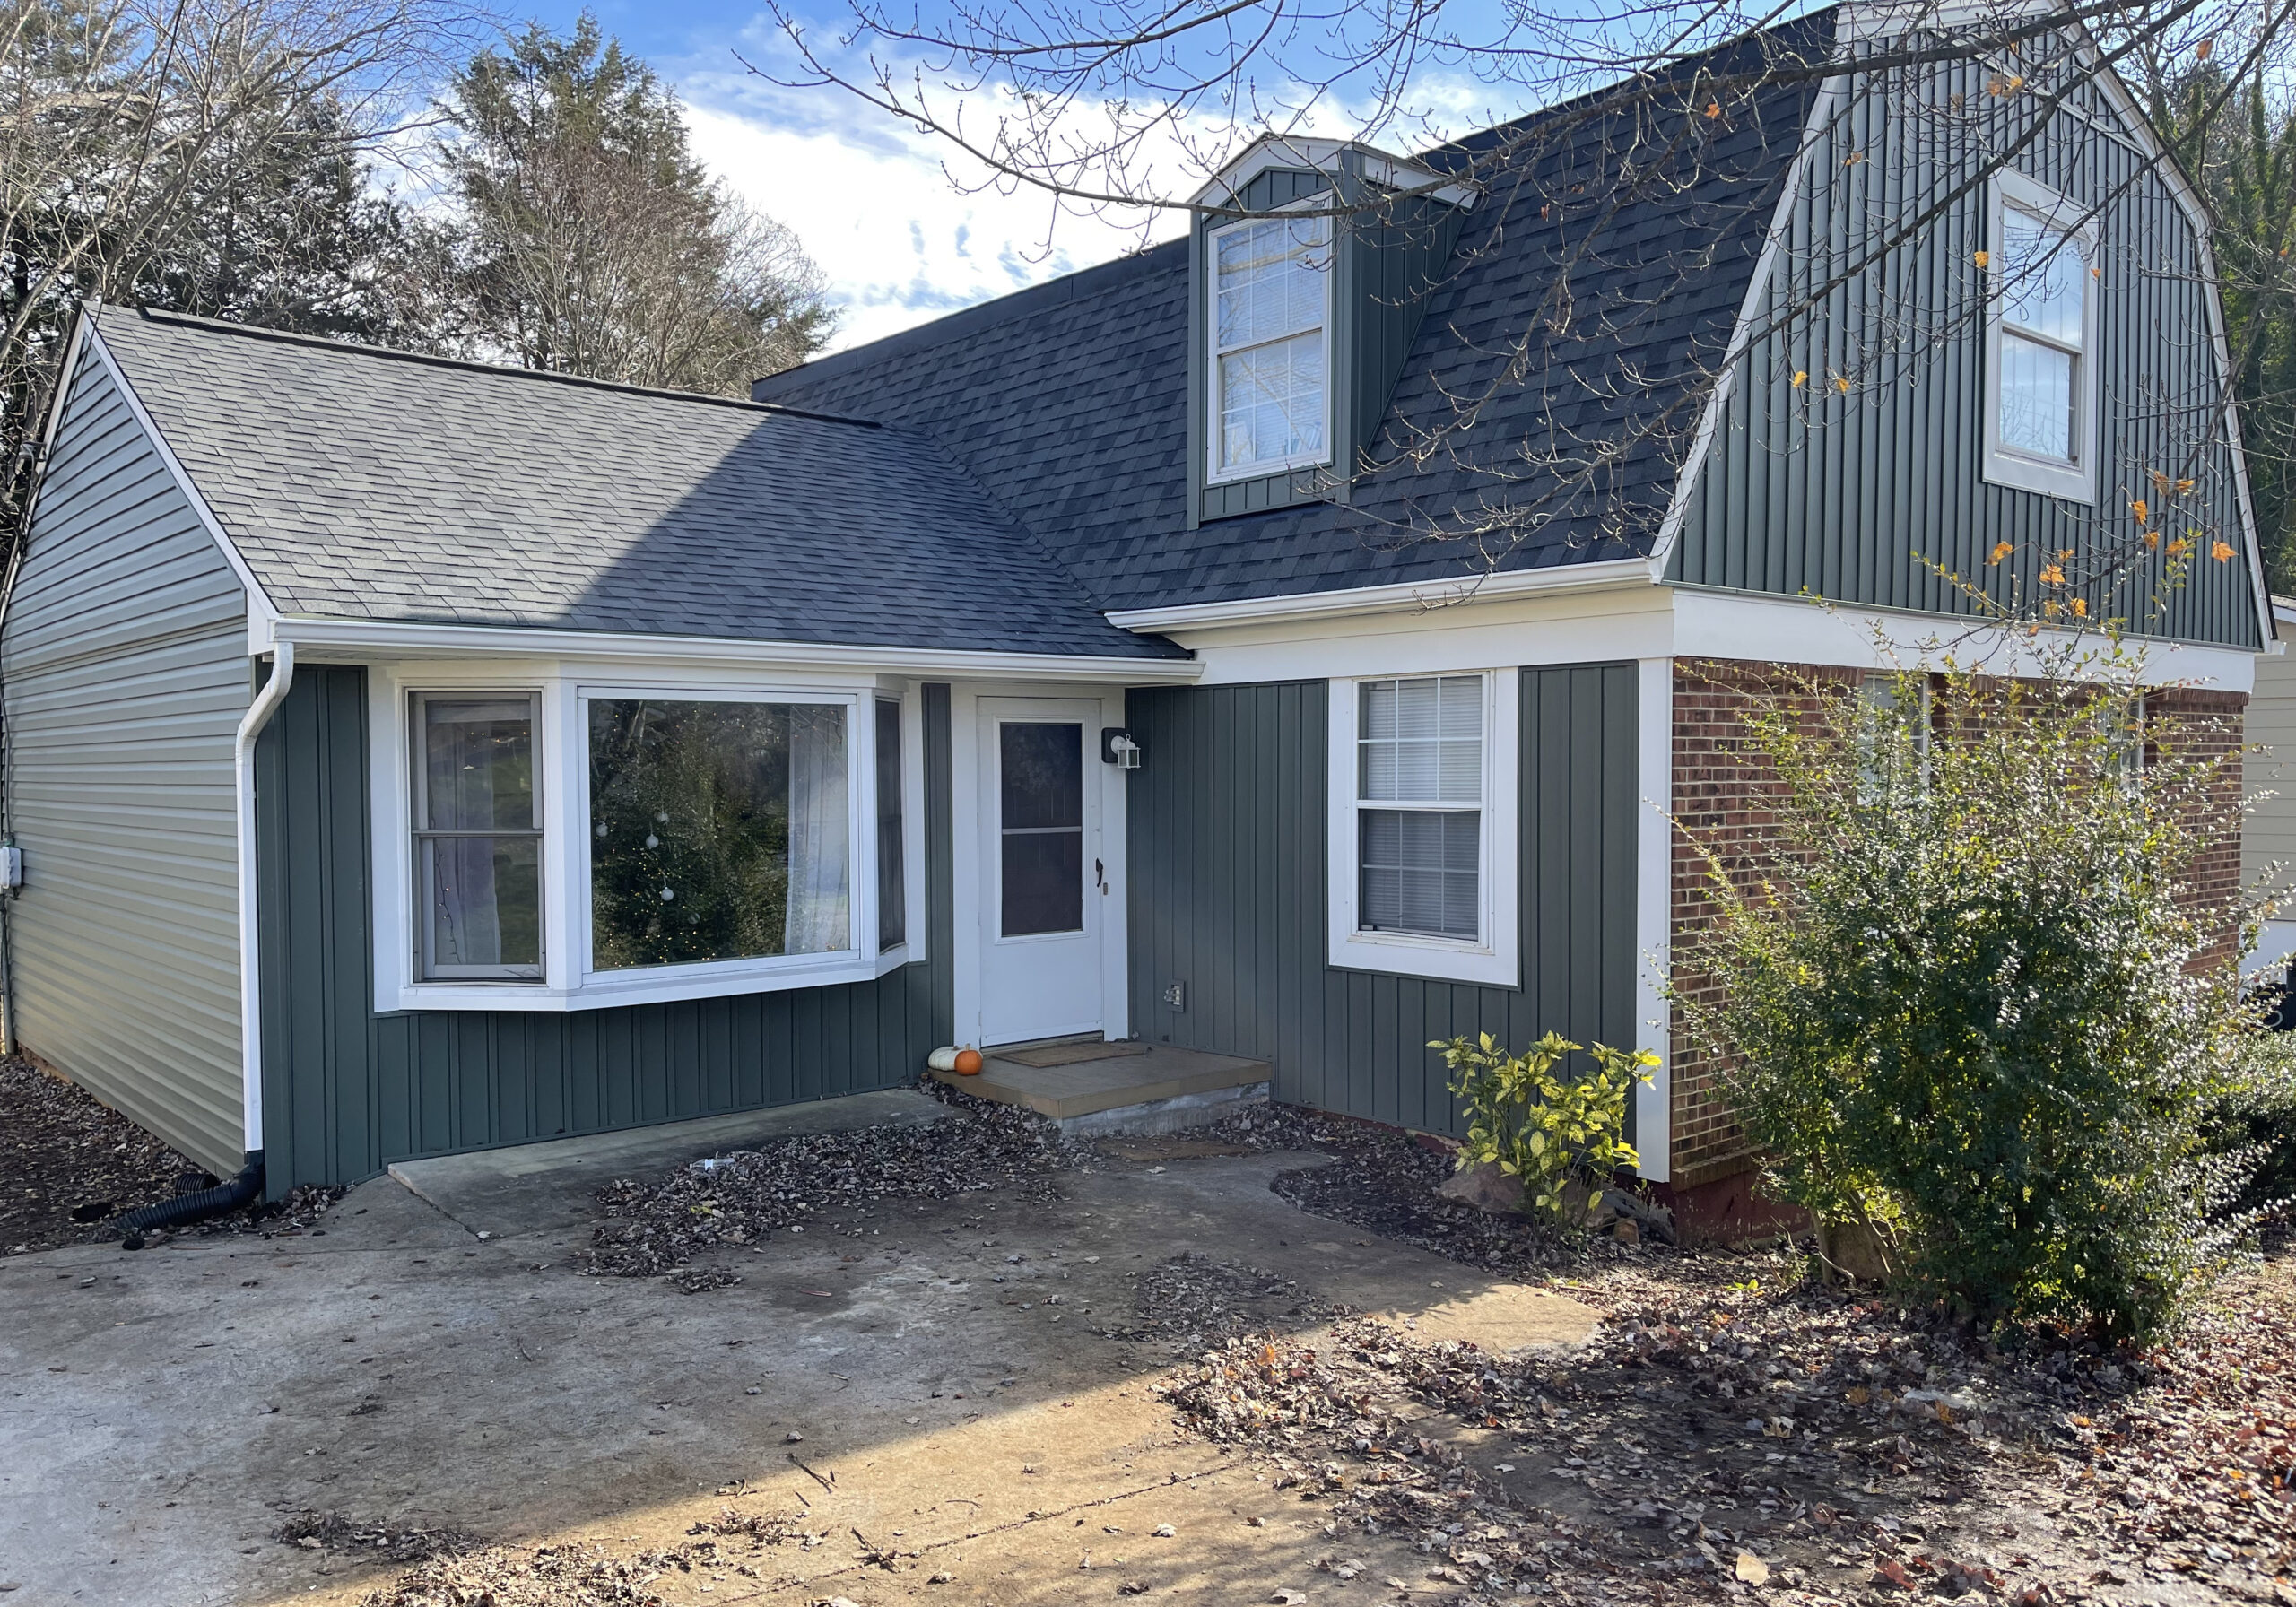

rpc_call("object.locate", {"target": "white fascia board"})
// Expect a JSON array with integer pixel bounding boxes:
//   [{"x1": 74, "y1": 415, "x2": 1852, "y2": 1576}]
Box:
[
  {"x1": 273, "y1": 613, "x2": 1205, "y2": 683},
  {"x1": 1646, "y1": 72, "x2": 1850, "y2": 581},
  {"x1": 82, "y1": 321, "x2": 283, "y2": 654},
  {"x1": 1105, "y1": 556, "x2": 1657, "y2": 634},
  {"x1": 1192, "y1": 135, "x2": 1476, "y2": 211},
  {"x1": 1673, "y1": 587, "x2": 2260, "y2": 693}
]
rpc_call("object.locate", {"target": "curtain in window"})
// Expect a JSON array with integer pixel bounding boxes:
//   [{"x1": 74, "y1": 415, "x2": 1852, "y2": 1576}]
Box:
[{"x1": 786, "y1": 704, "x2": 851, "y2": 954}]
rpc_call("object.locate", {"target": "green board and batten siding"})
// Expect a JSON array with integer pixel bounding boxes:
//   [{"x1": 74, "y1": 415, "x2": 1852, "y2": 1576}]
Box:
[
  {"x1": 1125, "y1": 665, "x2": 1640, "y2": 1138},
  {"x1": 1670, "y1": 63, "x2": 2260, "y2": 649},
  {"x1": 253, "y1": 666, "x2": 955, "y2": 1195},
  {"x1": 2, "y1": 345, "x2": 252, "y2": 1176}
]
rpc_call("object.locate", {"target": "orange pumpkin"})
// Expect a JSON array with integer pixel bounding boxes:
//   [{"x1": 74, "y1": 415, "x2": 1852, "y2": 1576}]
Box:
[{"x1": 954, "y1": 1047, "x2": 984, "y2": 1075}]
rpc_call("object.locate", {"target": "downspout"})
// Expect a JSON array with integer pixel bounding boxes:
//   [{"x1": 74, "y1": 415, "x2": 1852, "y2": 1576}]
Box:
[
  {"x1": 233, "y1": 638, "x2": 293, "y2": 1161},
  {"x1": 120, "y1": 639, "x2": 293, "y2": 1247}
]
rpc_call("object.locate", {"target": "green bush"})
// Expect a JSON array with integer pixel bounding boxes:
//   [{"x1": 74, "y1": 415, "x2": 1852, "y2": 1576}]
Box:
[
  {"x1": 1432, "y1": 1029, "x2": 1655, "y2": 1227},
  {"x1": 1674, "y1": 647, "x2": 2274, "y2": 1338}
]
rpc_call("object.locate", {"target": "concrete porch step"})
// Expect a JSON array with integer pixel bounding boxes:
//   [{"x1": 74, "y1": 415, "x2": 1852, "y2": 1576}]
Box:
[{"x1": 929, "y1": 1041, "x2": 1271, "y2": 1137}]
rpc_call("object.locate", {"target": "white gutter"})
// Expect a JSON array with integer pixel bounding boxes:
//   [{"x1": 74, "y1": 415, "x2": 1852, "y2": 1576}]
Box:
[
  {"x1": 234, "y1": 640, "x2": 293, "y2": 1155},
  {"x1": 265, "y1": 615, "x2": 1205, "y2": 683},
  {"x1": 1104, "y1": 556, "x2": 1657, "y2": 633}
]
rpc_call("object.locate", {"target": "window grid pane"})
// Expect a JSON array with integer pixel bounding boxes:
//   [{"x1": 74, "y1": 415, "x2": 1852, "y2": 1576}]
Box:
[
  {"x1": 1358, "y1": 676, "x2": 1483, "y2": 804},
  {"x1": 2001, "y1": 211, "x2": 2084, "y2": 348},
  {"x1": 1360, "y1": 808, "x2": 1480, "y2": 940},
  {"x1": 1218, "y1": 333, "x2": 1326, "y2": 472},
  {"x1": 1998, "y1": 332, "x2": 2074, "y2": 461},
  {"x1": 1214, "y1": 217, "x2": 1327, "y2": 352}
]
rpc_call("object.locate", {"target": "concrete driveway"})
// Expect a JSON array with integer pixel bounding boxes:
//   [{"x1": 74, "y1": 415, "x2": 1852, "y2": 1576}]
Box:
[{"x1": 0, "y1": 1094, "x2": 1593, "y2": 1606}]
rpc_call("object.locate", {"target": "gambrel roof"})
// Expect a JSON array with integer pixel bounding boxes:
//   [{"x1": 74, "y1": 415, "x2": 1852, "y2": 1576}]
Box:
[{"x1": 752, "y1": 14, "x2": 1838, "y2": 614}]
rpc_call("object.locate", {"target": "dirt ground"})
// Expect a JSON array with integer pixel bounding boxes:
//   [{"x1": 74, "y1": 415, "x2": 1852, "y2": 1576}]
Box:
[{"x1": 2, "y1": 1078, "x2": 2290, "y2": 1607}]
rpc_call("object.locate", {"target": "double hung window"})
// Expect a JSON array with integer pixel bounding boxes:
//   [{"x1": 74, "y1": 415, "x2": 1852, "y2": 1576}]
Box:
[
  {"x1": 413, "y1": 694, "x2": 544, "y2": 980},
  {"x1": 1984, "y1": 175, "x2": 2096, "y2": 499},
  {"x1": 1357, "y1": 676, "x2": 1483, "y2": 939},
  {"x1": 1327, "y1": 671, "x2": 1518, "y2": 985},
  {"x1": 1210, "y1": 214, "x2": 1331, "y2": 480}
]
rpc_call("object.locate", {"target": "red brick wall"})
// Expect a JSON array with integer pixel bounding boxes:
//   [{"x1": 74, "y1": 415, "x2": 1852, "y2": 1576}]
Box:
[{"x1": 1663, "y1": 665, "x2": 2248, "y2": 1188}]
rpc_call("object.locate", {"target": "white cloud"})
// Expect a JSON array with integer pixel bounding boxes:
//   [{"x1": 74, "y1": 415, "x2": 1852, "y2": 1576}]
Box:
[{"x1": 680, "y1": 77, "x2": 1183, "y2": 352}]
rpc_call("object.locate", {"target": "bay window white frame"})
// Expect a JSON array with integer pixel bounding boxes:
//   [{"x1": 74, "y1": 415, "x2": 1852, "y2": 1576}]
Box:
[
  {"x1": 1205, "y1": 208, "x2": 1336, "y2": 485},
  {"x1": 1326, "y1": 667, "x2": 1520, "y2": 985},
  {"x1": 1981, "y1": 170, "x2": 2100, "y2": 502},
  {"x1": 371, "y1": 661, "x2": 927, "y2": 1012}
]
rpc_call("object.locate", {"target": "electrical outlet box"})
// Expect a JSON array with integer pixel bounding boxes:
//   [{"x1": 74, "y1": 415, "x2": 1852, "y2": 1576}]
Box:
[
  {"x1": 1, "y1": 845, "x2": 22, "y2": 889},
  {"x1": 1161, "y1": 980, "x2": 1186, "y2": 1011}
]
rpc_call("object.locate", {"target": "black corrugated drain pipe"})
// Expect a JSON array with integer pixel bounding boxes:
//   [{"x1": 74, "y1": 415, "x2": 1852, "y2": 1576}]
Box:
[{"x1": 119, "y1": 1150, "x2": 263, "y2": 1249}]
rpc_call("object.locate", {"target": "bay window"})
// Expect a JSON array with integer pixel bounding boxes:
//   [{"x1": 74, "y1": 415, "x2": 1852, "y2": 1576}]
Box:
[
  {"x1": 387, "y1": 674, "x2": 922, "y2": 1010},
  {"x1": 1210, "y1": 213, "x2": 1332, "y2": 481},
  {"x1": 1327, "y1": 670, "x2": 1519, "y2": 985},
  {"x1": 1984, "y1": 173, "x2": 2096, "y2": 500}
]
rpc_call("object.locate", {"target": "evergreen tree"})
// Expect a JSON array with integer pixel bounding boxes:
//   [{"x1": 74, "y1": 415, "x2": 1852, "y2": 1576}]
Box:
[{"x1": 437, "y1": 15, "x2": 832, "y2": 395}]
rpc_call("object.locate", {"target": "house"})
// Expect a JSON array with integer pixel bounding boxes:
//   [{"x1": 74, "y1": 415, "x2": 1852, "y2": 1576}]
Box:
[{"x1": 1, "y1": 4, "x2": 2268, "y2": 1221}]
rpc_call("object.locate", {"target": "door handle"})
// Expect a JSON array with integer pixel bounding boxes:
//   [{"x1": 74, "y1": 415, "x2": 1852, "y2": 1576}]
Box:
[{"x1": 1095, "y1": 858, "x2": 1106, "y2": 891}]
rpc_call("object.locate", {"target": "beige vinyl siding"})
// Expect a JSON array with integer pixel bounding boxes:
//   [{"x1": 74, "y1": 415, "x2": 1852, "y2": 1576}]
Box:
[
  {"x1": 2, "y1": 342, "x2": 250, "y2": 1173},
  {"x1": 2248, "y1": 616, "x2": 2296, "y2": 900}
]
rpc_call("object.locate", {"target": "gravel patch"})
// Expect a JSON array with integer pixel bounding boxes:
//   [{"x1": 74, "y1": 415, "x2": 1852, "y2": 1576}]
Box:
[
  {"x1": 578, "y1": 1084, "x2": 1090, "y2": 1290},
  {"x1": 1093, "y1": 1250, "x2": 1345, "y2": 1351},
  {"x1": 273, "y1": 1508, "x2": 483, "y2": 1566}
]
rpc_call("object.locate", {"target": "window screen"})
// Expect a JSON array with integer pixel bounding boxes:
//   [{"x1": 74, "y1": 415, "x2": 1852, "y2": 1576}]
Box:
[{"x1": 1356, "y1": 675, "x2": 1483, "y2": 941}]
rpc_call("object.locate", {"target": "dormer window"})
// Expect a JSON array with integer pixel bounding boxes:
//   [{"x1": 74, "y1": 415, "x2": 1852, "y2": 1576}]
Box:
[
  {"x1": 1982, "y1": 171, "x2": 2097, "y2": 501},
  {"x1": 1210, "y1": 214, "x2": 1332, "y2": 481}
]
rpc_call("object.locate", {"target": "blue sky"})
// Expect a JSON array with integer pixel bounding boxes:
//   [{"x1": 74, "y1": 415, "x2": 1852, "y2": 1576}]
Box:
[{"x1": 498, "y1": 0, "x2": 1190, "y2": 352}]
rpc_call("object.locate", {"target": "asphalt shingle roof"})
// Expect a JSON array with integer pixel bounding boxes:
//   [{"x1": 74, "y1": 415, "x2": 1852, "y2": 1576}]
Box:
[
  {"x1": 753, "y1": 13, "x2": 1836, "y2": 614},
  {"x1": 92, "y1": 307, "x2": 1177, "y2": 659}
]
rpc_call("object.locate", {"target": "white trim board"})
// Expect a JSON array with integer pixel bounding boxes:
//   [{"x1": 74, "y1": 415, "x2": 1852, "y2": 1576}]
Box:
[
  {"x1": 274, "y1": 614, "x2": 1204, "y2": 685},
  {"x1": 1631, "y1": 655, "x2": 1673, "y2": 1182},
  {"x1": 1149, "y1": 580, "x2": 2258, "y2": 693}
]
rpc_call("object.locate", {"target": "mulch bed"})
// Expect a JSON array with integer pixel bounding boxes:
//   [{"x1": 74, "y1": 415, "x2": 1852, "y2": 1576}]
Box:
[
  {"x1": 577, "y1": 1081, "x2": 1091, "y2": 1291},
  {"x1": 0, "y1": 1055, "x2": 202, "y2": 1253},
  {"x1": 1152, "y1": 1246, "x2": 2296, "y2": 1606},
  {"x1": 0, "y1": 1055, "x2": 346, "y2": 1252}
]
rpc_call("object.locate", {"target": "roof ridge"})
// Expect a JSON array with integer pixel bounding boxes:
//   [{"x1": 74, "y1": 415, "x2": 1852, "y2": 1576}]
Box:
[{"x1": 103, "y1": 304, "x2": 883, "y2": 429}]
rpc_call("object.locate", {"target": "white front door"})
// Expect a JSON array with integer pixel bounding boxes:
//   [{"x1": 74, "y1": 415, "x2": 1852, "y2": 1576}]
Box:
[{"x1": 978, "y1": 699, "x2": 1105, "y2": 1046}]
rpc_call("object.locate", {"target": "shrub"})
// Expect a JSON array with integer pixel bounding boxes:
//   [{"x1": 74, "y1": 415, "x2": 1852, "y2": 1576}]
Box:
[
  {"x1": 1432, "y1": 1029, "x2": 1655, "y2": 1227},
  {"x1": 1674, "y1": 646, "x2": 2274, "y2": 1337}
]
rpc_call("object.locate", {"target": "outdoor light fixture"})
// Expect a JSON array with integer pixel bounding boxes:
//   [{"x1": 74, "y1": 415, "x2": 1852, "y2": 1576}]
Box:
[{"x1": 1102, "y1": 729, "x2": 1143, "y2": 769}]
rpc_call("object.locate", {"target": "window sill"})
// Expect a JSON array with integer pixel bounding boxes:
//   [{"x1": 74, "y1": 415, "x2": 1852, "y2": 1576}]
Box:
[
  {"x1": 1329, "y1": 927, "x2": 1518, "y2": 986},
  {"x1": 390, "y1": 946, "x2": 916, "y2": 1013},
  {"x1": 1982, "y1": 447, "x2": 2092, "y2": 502},
  {"x1": 1206, "y1": 451, "x2": 1333, "y2": 488}
]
